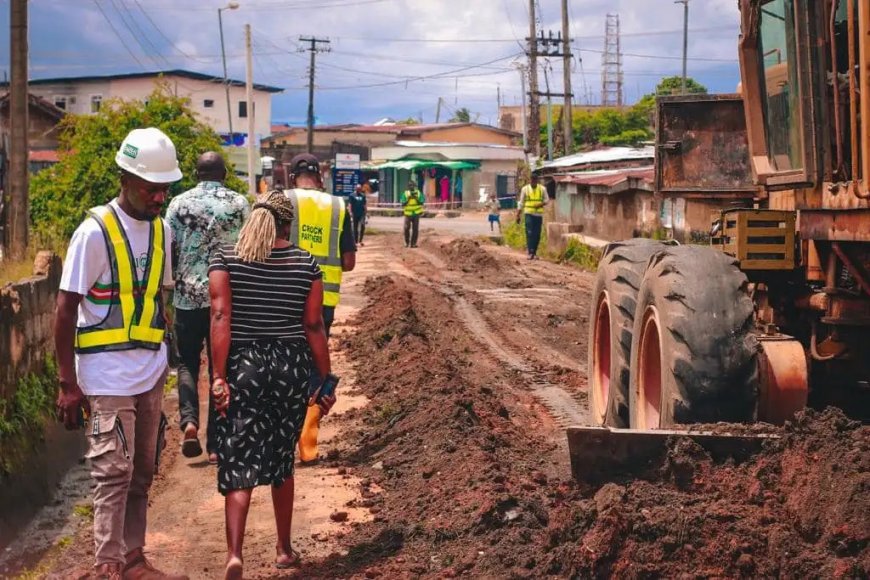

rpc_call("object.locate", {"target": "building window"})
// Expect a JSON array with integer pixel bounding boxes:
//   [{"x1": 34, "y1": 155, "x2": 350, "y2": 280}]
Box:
[
  {"x1": 204, "y1": 99, "x2": 214, "y2": 108},
  {"x1": 90, "y1": 94, "x2": 102, "y2": 113},
  {"x1": 238, "y1": 101, "x2": 247, "y2": 118},
  {"x1": 53, "y1": 95, "x2": 67, "y2": 110}
]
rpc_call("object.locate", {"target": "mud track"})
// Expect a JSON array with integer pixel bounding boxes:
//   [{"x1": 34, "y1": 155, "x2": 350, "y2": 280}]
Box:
[{"x1": 3, "y1": 231, "x2": 867, "y2": 579}]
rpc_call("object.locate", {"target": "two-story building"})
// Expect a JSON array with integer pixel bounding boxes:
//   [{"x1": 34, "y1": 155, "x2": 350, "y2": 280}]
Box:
[{"x1": 23, "y1": 69, "x2": 282, "y2": 146}]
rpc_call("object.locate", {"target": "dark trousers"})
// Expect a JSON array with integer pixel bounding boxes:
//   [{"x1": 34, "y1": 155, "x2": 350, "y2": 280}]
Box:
[
  {"x1": 175, "y1": 307, "x2": 217, "y2": 453},
  {"x1": 323, "y1": 305, "x2": 336, "y2": 338},
  {"x1": 404, "y1": 214, "x2": 420, "y2": 247},
  {"x1": 525, "y1": 213, "x2": 544, "y2": 257},
  {"x1": 352, "y1": 212, "x2": 366, "y2": 244}
]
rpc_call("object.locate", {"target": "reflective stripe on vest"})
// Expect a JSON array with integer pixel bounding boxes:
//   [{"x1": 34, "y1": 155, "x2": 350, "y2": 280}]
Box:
[
  {"x1": 287, "y1": 189, "x2": 345, "y2": 307},
  {"x1": 403, "y1": 191, "x2": 424, "y2": 216},
  {"x1": 75, "y1": 205, "x2": 166, "y2": 353},
  {"x1": 523, "y1": 185, "x2": 546, "y2": 215}
]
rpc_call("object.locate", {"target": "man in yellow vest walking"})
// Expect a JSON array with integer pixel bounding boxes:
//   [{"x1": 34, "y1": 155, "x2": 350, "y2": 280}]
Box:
[
  {"x1": 284, "y1": 153, "x2": 356, "y2": 464},
  {"x1": 54, "y1": 128, "x2": 188, "y2": 580},
  {"x1": 400, "y1": 179, "x2": 425, "y2": 248},
  {"x1": 516, "y1": 173, "x2": 548, "y2": 259}
]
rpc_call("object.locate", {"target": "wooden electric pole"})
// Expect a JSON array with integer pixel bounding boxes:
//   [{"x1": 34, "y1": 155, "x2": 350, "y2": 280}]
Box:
[
  {"x1": 561, "y1": 0, "x2": 573, "y2": 155},
  {"x1": 527, "y1": 0, "x2": 541, "y2": 158},
  {"x1": 7, "y1": 0, "x2": 28, "y2": 261},
  {"x1": 244, "y1": 24, "x2": 256, "y2": 197},
  {"x1": 300, "y1": 36, "x2": 330, "y2": 154}
]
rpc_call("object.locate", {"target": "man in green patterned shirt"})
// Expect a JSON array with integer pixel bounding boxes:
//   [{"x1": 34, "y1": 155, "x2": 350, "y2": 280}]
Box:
[{"x1": 166, "y1": 152, "x2": 249, "y2": 463}]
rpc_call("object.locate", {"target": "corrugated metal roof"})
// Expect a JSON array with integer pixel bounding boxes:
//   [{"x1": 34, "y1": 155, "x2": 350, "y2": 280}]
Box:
[
  {"x1": 542, "y1": 146, "x2": 654, "y2": 169},
  {"x1": 554, "y1": 166, "x2": 654, "y2": 193}
]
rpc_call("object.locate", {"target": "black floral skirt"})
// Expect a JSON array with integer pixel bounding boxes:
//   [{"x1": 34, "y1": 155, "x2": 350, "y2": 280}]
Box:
[{"x1": 216, "y1": 338, "x2": 311, "y2": 494}]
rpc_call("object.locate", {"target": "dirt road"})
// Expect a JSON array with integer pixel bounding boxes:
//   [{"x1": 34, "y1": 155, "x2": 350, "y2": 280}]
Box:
[{"x1": 4, "y1": 229, "x2": 868, "y2": 579}]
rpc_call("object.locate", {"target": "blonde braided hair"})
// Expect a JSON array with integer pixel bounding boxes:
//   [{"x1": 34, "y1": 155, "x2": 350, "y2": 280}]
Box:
[{"x1": 235, "y1": 190, "x2": 295, "y2": 263}]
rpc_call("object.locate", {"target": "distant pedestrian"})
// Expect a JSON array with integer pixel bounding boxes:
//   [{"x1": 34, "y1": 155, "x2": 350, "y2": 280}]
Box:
[
  {"x1": 400, "y1": 179, "x2": 425, "y2": 248},
  {"x1": 516, "y1": 174, "x2": 547, "y2": 259},
  {"x1": 54, "y1": 127, "x2": 188, "y2": 579},
  {"x1": 348, "y1": 184, "x2": 368, "y2": 245},
  {"x1": 166, "y1": 152, "x2": 249, "y2": 464},
  {"x1": 209, "y1": 190, "x2": 335, "y2": 578},
  {"x1": 486, "y1": 193, "x2": 501, "y2": 233}
]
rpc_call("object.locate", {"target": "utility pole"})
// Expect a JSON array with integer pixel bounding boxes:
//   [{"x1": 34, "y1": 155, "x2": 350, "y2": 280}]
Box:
[
  {"x1": 217, "y1": 2, "x2": 239, "y2": 144},
  {"x1": 561, "y1": 0, "x2": 573, "y2": 155},
  {"x1": 515, "y1": 63, "x2": 528, "y2": 153},
  {"x1": 435, "y1": 97, "x2": 442, "y2": 123},
  {"x1": 244, "y1": 24, "x2": 256, "y2": 197},
  {"x1": 529, "y1": 29, "x2": 570, "y2": 159},
  {"x1": 676, "y1": 0, "x2": 689, "y2": 94},
  {"x1": 527, "y1": 0, "x2": 540, "y2": 158},
  {"x1": 8, "y1": 0, "x2": 28, "y2": 261},
  {"x1": 300, "y1": 36, "x2": 330, "y2": 154},
  {"x1": 544, "y1": 66, "x2": 553, "y2": 160}
]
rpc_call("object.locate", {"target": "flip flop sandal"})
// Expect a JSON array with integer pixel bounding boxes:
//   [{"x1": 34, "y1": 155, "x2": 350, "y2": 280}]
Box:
[
  {"x1": 181, "y1": 437, "x2": 203, "y2": 458},
  {"x1": 275, "y1": 548, "x2": 301, "y2": 569}
]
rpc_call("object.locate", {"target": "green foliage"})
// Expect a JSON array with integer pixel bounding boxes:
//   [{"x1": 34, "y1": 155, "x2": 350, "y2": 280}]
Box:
[
  {"x1": 559, "y1": 76, "x2": 708, "y2": 150},
  {"x1": 396, "y1": 117, "x2": 420, "y2": 125},
  {"x1": 0, "y1": 357, "x2": 58, "y2": 476},
  {"x1": 651, "y1": 75, "x2": 708, "y2": 96},
  {"x1": 560, "y1": 238, "x2": 602, "y2": 271},
  {"x1": 502, "y1": 220, "x2": 600, "y2": 271},
  {"x1": 566, "y1": 106, "x2": 653, "y2": 149},
  {"x1": 449, "y1": 107, "x2": 472, "y2": 123},
  {"x1": 30, "y1": 81, "x2": 245, "y2": 241}
]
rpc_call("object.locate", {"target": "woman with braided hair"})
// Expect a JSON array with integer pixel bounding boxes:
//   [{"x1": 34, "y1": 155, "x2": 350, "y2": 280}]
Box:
[{"x1": 208, "y1": 190, "x2": 335, "y2": 578}]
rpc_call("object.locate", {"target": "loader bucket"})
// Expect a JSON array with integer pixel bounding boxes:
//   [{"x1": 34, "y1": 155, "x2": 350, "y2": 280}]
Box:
[{"x1": 566, "y1": 426, "x2": 779, "y2": 484}]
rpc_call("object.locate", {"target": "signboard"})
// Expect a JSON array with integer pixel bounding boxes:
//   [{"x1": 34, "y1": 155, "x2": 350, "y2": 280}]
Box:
[
  {"x1": 333, "y1": 168, "x2": 361, "y2": 196},
  {"x1": 335, "y1": 153, "x2": 361, "y2": 170}
]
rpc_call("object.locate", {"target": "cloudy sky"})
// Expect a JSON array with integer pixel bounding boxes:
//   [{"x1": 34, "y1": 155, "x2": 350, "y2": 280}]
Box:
[{"x1": 0, "y1": 0, "x2": 742, "y2": 127}]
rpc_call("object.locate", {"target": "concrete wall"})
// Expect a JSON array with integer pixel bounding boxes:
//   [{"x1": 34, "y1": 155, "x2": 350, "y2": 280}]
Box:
[
  {"x1": 552, "y1": 182, "x2": 658, "y2": 241},
  {"x1": 550, "y1": 182, "x2": 737, "y2": 246},
  {"x1": 417, "y1": 125, "x2": 515, "y2": 146},
  {"x1": 30, "y1": 76, "x2": 274, "y2": 139},
  {"x1": 0, "y1": 252, "x2": 61, "y2": 402},
  {"x1": 28, "y1": 80, "x2": 112, "y2": 115}
]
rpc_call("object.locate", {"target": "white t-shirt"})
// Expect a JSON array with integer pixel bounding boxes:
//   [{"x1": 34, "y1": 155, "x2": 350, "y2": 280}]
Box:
[{"x1": 59, "y1": 199, "x2": 173, "y2": 396}]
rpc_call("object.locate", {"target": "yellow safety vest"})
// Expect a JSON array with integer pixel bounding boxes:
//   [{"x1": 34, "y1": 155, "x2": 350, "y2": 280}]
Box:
[
  {"x1": 287, "y1": 189, "x2": 346, "y2": 307},
  {"x1": 75, "y1": 205, "x2": 166, "y2": 354},
  {"x1": 522, "y1": 184, "x2": 546, "y2": 215},
  {"x1": 402, "y1": 191, "x2": 424, "y2": 217}
]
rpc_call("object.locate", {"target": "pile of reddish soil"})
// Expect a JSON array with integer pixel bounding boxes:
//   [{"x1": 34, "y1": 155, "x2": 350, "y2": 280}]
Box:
[
  {"x1": 439, "y1": 239, "x2": 498, "y2": 273},
  {"x1": 299, "y1": 273, "x2": 869, "y2": 579},
  {"x1": 545, "y1": 409, "x2": 869, "y2": 578}
]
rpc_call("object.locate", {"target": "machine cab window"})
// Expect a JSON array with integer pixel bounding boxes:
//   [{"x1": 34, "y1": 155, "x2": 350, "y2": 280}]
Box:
[{"x1": 758, "y1": 0, "x2": 803, "y2": 172}]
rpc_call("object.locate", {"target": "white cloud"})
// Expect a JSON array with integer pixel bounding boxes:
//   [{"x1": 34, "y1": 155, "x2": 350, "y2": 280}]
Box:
[{"x1": 20, "y1": 0, "x2": 742, "y2": 123}]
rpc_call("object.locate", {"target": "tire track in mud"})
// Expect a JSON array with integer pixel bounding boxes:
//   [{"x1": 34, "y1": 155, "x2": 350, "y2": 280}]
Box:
[{"x1": 389, "y1": 249, "x2": 589, "y2": 427}]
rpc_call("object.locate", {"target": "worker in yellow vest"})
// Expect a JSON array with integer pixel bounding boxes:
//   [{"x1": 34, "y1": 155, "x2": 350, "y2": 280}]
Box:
[
  {"x1": 54, "y1": 128, "x2": 188, "y2": 579},
  {"x1": 516, "y1": 173, "x2": 548, "y2": 259},
  {"x1": 284, "y1": 153, "x2": 356, "y2": 464},
  {"x1": 400, "y1": 179, "x2": 425, "y2": 248}
]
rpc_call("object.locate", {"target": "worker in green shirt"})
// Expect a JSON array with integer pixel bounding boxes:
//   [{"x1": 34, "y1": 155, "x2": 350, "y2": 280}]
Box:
[{"x1": 400, "y1": 180, "x2": 425, "y2": 248}]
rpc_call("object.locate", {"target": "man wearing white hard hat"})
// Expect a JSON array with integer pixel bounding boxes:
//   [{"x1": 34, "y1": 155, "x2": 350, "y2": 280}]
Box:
[{"x1": 54, "y1": 127, "x2": 188, "y2": 580}]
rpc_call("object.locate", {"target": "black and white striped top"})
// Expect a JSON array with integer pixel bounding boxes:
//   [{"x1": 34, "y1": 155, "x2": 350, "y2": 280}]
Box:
[{"x1": 209, "y1": 244, "x2": 322, "y2": 342}]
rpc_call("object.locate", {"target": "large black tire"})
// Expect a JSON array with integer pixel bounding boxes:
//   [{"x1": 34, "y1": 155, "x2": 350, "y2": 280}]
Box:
[
  {"x1": 628, "y1": 246, "x2": 759, "y2": 428},
  {"x1": 588, "y1": 239, "x2": 675, "y2": 427}
]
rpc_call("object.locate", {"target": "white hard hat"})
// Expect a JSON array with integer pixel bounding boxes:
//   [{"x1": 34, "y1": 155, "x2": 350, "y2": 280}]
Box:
[{"x1": 115, "y1": 127, "x2": 183, "y2": 183}]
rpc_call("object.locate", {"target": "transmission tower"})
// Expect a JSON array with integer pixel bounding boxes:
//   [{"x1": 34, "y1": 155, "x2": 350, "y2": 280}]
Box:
[{"x1": 601, "y1": 13, "x2": 623, "y2": 107}]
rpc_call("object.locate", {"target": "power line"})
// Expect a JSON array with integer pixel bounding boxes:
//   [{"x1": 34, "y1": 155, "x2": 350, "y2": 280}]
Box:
[
  {"x1": 106, "y1": 0, "x2": 168, "y2": 67},
  {"x1": 131, "y1": 0, "x2": 214, "y2": 63},
  {"x1": 91, "y1": 0, "x2": 147, "y2": 70}
]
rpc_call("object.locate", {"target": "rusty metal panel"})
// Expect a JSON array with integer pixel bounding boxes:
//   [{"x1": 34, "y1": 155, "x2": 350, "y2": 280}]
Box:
[
  {"x1": 656, "y1": 94, "x2": 757, "y2": 194},
  {"x1": 799, "y1": 210, "x2": 870, "y2": 242}
]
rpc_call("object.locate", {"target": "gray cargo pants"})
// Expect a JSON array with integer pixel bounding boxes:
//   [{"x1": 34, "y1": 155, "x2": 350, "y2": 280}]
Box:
[{"x1": 85, "y1": 370, "x2": 167, "y2": 567}]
